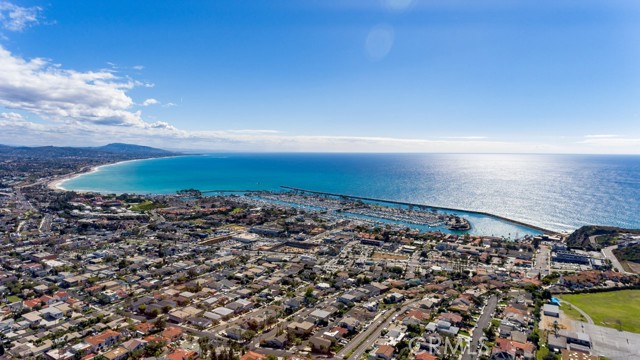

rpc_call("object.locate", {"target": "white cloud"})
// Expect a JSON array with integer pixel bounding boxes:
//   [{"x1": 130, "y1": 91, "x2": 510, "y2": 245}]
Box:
[
  {"x1": 142, "y1": 98, "x2": 159, "y2": 106},
  {"x1": 0, "y1": 1, "x2": 41, "y2": 32},
  {"x1": 584, "y1": 134, "x2": 619, "y2": 138},
  {"x1": 0, "y1": 45, "x2": 167, "y2": 128},
  {"x1": 578, "y1": 136, "x2": 640, "y2": 148},
  {"x1": 0, "y1": 111, "x2": 22, "y2": 120},
  {"x1": 441, "y1": 136, "x2": 487, "y2": 140},
  {"x1": 132, "y1": 65, "x2": 144, "y2": 70}
]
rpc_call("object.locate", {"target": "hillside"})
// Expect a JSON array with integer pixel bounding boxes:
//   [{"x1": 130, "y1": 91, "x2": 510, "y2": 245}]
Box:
[
  {"x1": 93, "y1": 143, "x2": 174, "y2": 156},
  {"x1": 0, "y1": 143, "x2": 175, "y2": 159},
  {"x1": 566, "y1": 225, "x2": 640, "y2": 250},
  {"x1": 614, "y1": 244, "x2": 640, "y2": 264}
]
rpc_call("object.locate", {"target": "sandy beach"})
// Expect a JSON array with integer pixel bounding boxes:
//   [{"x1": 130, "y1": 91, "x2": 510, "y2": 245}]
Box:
[{"x1": 47, "y1": 165, "x2": 99, "y2": 191}]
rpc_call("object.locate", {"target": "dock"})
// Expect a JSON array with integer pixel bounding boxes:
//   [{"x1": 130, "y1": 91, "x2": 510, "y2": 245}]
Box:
[{"x1": 280, "y1": 186, "x2": 553, "y2": 234}]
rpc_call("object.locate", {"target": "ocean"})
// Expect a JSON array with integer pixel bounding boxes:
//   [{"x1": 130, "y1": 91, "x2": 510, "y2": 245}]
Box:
[{"x1": 60, "y1": 153, "x2": 640, "y2": 235}]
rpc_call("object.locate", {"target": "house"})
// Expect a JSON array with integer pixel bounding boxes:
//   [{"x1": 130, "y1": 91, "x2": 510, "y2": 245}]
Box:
[
  {"x1": 212, "y1": 306, "x2": 235, "y2": 320},
  {"x1": 45, "y1": 348, "x2": 75, "y2": 360},
  {"x1": 309, "y1": 309, "x2": 332, "y2": 323},
  {"x1": 102, "y1": 347, "x2": 128, "y2": 360},
  {"x1": 415, "y1": 352, "x2": 437, "y2": 360},
  {"x1": 338, "y1": 317, "x2": 360, "y2": 332},
  {"x1": 226, "y1": 299, "x2": 253, "y2": 313},
  {"x1": 310, "y1": 336, "x2": 332, "y2": 353},
  {"x1": 240, "y1": 351, "x2": 267, "y2": 360},
  {"x1": 166, "y1": 348, "x2": 198, "y2": 360},
  {"x1": 490, "y1": 338, "x2": 535, "y2": 360},
  {"x1": 168, "y1": 309, "x2": 191, "y2": 323},
  {"x1": 263, "y1": 334, "x2": 288, "y2": 349},
  {"x1": 284, "y1": 297, "x2": 303, "y2": 311},
  {"x1": 374, "y1": 345, "x2": 395, "y2": 360},
  {"x1": 22, "y1": 311, "x2": 43, "y2": 325},
  {"x1": 134, "y1": 322, "x2": 154, "y2": 336},
  {"x1": 364, "y1": 301, "x2": 378, "y2": 312},
  {"x1": 121, "y1": 339, "x2": 147, "y2": 353},
  {"x1": 84, "y1": 329, "x2": 121, "y2": 352},
  {"x1": 225, "y1": 326, "x2": 245, "y2": 341},
  {"x1": 433, "y1": 320, "x2": 459, "y2": 336},
  {"x1": 162, "y1": 326, "x2": 184, "y2": 342},
  {"x1": 438, "y1": 312, "x2": 463, "y2": 326},
  {"x1": 41, "y1": 307, "x2": 64, "y2": 321},
  {"x1": 338, "y1": 293, "x2": 358, "y2": 306},
  {"x1": 287, "y1": 321, "x2": 315, "y2": 336},
  {"x1": 385, "y1": 292, "x2": 404, "y2": 303}
]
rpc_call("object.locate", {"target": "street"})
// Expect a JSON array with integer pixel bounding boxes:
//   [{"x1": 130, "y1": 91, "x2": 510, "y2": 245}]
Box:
[{"x1": 461, "y1": 295, "x2": 497, "y2": 360}]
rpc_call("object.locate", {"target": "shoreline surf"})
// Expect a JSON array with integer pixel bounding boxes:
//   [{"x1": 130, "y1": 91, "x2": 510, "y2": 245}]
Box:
[{"x1": 47, "y1": 155, "x2": 188, "y2": 192}]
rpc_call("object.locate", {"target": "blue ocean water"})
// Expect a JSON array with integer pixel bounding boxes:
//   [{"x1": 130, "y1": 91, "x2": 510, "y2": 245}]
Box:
[{"x1": 61, "y1": 153, "x2": 640, "y2": 234}]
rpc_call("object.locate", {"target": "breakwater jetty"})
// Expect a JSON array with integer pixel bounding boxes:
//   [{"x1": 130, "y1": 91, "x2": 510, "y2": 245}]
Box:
[{"x1": 280, "y1": 186, "x2": 553, "y2": 234}]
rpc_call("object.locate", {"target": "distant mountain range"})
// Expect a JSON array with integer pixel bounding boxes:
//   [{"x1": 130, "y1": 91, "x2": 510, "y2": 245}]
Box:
[{"x1": 0, "y1": 143, "x2": 176, "y2": 158}]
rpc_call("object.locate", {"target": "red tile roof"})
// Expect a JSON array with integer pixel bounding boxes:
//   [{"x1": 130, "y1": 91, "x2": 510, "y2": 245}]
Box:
[{"x1": 240, "y1": 351, "x2": 267, "y2": 360}]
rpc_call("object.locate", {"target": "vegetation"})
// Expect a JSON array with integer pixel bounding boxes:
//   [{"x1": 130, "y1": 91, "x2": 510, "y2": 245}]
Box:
[
  {"x1": 566, "y1": 225, "x2": 640, "y2": 250},
  {"x1": 559, "y1": 290, "x2": 640, "y2": 333},
  {"x1": 613, "y1": 244, "x2": 640, "y2": 264},
  {"x1": 130, "y1": 200, "x2": 166, "y2": 212},
  {"x1": 559, "y1": 303, "x2": 586, "y2": 322}
]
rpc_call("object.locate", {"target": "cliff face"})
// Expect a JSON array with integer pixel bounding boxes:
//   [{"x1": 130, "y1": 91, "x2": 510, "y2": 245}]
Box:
[{"x1": 566, "y1": 225, "x2": 640, "y2": 250}]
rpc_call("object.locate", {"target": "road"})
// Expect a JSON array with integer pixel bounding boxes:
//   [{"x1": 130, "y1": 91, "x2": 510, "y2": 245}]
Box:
[
  {"x1": 532, "y1": 246, "x2": 551, "y2": 277},
  {"x1": 602, "y1": 245, "x2": 629, "y2": 274},
  {"x1": 337, "y1": 299, "x2": 418, "y2": 360},
  {"x1": 461, "y1": 295, "x2": 497, "y2": 360}
]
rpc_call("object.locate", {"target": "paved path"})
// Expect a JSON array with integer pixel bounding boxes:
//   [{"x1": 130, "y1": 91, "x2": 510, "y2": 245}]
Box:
[
  {"x1": 462, "y1": 295, "x2": 497, "y2": 360},
  {"x1": 559, "y1": 299, "x2": 593, "y2": 324},
  {"x1": 602, "y1": 245, "x2": 629, "y2": 274}
]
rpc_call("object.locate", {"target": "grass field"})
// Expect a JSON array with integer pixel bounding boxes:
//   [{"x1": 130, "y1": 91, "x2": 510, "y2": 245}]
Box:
[
  {"x1": 559, "y1": 302, "x2": 586, "y2": 322},
  {"x1": 559, "y1": 290, "x2": 640, "y2": 333}
]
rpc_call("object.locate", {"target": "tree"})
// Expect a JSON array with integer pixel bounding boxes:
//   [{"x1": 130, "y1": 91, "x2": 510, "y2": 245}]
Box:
[
  {"x1": 145, "y1": 340, "x2": 167, "y2": 357},
  {"x1": 153, "y1": 317, "x2": 166, "y2": 331},
  {"x1": 198, "y1": 337, "x2": 211, "y2": 358}
]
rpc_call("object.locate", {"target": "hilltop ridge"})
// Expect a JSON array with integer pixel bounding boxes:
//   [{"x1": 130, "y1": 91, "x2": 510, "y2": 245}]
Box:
[{"x1": 0, "y1": 143, "x2": 176, "y2": 158}]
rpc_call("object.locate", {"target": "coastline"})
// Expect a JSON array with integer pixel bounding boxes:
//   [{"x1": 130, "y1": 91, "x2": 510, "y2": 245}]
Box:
[{"x1": 47, "y1": 155, "x2": 189, "y2": 192}]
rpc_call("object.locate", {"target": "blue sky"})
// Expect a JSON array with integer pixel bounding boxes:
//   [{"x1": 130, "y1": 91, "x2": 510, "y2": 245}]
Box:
[{"x1": 0, "y1": 0, "x2": 639, "y2": 152}]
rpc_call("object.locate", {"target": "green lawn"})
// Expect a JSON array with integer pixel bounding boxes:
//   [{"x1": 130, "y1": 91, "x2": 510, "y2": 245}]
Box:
[
  {"x1": 559, "y1": 290, "x2": 640, "y2": 333},
  {"x1": 559, "y1": 303, "x2": 586, "y2": 322},
  {"x1": 7, "y1": 295, "x2": 21, "y2": 303}
]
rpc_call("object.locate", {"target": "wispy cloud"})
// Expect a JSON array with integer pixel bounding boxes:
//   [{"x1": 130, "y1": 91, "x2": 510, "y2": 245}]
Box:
[
  {"x1": 578, "y1": 136, "x2": 640, "y2": 148},
  {"x1": 440, "y1": 136, "x2": 487, "y2": 140},
  {"x1": 584, "y1": 134, "x2": 619, "y2": 138},
  {"x1": 0, "y1": 1, "x2": 41, "y2": 32}
]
